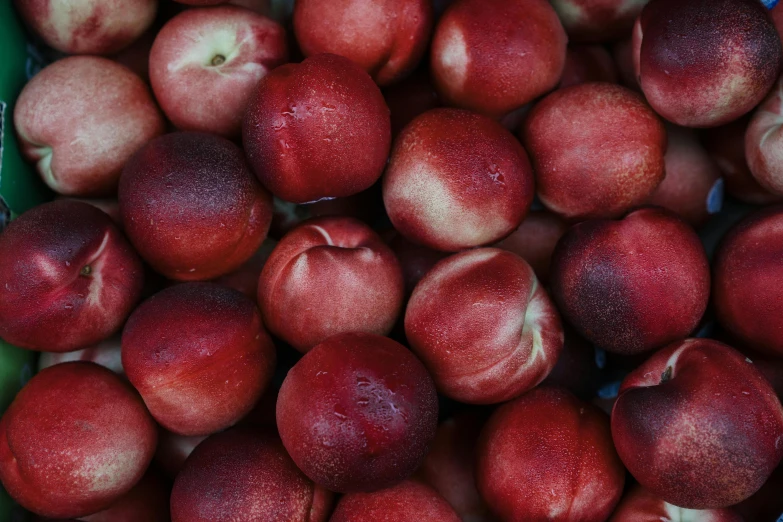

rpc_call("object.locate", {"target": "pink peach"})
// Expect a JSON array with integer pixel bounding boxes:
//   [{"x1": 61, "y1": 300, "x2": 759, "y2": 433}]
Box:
[
  {"x1": 522, "y1": 82, "x2": 666, "y2": 220},
  {"x1": 609, "y1": 486, "x2": 742, "y2": 522},
  {"x1": 330, "y1": 480, "x2": 460, "y2": 522},
  {"x1": 0, "y1": 201, "x2": 144, "y2": 352},
  {"x1": 276, "y1": 332, "x2": 438, "y2": 492},
  {"x1": 430, "y1": 0, "x2": 567, "y2": 118},
  {"x1": 476, "y1": 386, "x2": 626, "y2": 521},
  {"x1": 14, "y1": 57, "x2": 164, "y2": 197},
  {"x1": 293, "y1": 0, "x2": 433, "y2": 86},
  {"x1": 746, "y1": 76, "x2": 783, "y2": 195},
  {"x1": 383, "y1": 108, "x2": 535, "y2": 251},
  {"x1": 405, "y1": 248, "x2": 563, "y2": 404},
  {"x1": 559, "y1": 44, "x2": 620, "y2": 88},
  {"x1": 0, "y1": 363, "x2": 157, "y2": 518},
  {"x1": 13, "y1": 0, "x2": 156, "y2": 55},
  {"x1": 243, "y1": 53, "x2": 391, "y2": 203},
  {"x1": 119, "y1": 132, "x2": 273, "y2": 281},
  {"x1": 634, "y1": 0, "x2": 782, "y2": 127},
  {"x1": 171, "y1": 428, "x2": 332, "y2": 522},
  {"x1": 258, "y1": 216, "x2": 404, "y2": 352},
  {"x1": 493, "y1": 209, "x2": 569, "y2": 282},
  {"x1": 150, "y1": 6, "x2": 287, "y2": 138},
  {"x1": 647, "y1": 125, "x2": 723, "y2": 228},
  {"x1": 611, "y1": 338, "x2": 783, "y2": 508},
  {"x1": 122, "y1": 283, "x2": 275, "y2": 435},
  {"x1": 713, "y1": 205, "x2": 783, "y2": 356},
  {"x1": 550, "y1": 207, "x2": 710, "y2": 354}
]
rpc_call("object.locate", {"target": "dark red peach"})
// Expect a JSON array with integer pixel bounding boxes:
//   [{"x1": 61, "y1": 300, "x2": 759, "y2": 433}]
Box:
[
  {"x1": 330, "y1": 480, "x2": 460, "y2": 522},
  {"x1": 609, "y1": 486, "x2": 743, "y2": 522}
]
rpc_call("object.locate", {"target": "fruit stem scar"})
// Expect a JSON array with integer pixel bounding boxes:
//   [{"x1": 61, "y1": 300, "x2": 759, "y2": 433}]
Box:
[
  {"x1": 80, "y1": 265, "x2": 92, "y2": 276},
  {"x1": 211, "y1": 55, "x2": 226, "y2": 66},
  {"x1": 660, "y1": 366, "x2": 673, "y2": 383}
]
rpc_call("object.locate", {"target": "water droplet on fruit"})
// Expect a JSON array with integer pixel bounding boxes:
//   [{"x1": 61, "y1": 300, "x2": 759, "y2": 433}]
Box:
[{"x1": 63, "y1": 303, "x2": 73, "y2": 310}]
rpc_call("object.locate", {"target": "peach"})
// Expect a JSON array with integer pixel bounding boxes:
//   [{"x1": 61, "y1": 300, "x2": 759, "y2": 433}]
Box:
[
  {"x1": 522, "y1": 82, "x2": 666, "y2": 220},
  {"x1": 493, "y1": 209, "x2": 568, "y2": 282},
  {"x1": 243, "y1": 53, "x2": 391, "y2": 203},
  {"x1": 550, "y1": 207, "x2": 710, "y2": 355},
  {"x1": 0, "y1": 363, "x2": 157, "y2": 518},
  {"x1": 154, "y1": 429, "x2": 207, "y2": 478},
  {"x1": 171, "y1": 428, "x2": 332, "y2": 522},
  {"x1": 330, "y1": 480, "x2": 460, "y2": 522},
  {"x1": 150, "y1": 6, "x2": 287, "y2": 138},
  {"x1": 735, "y1": 465, "x2": 783, "y2": 522},
  {"x1": 430, "y1": 0, "x2": 567, "y2": 118},
  {"x1": 611, "y1": 338, "x2": 783, "y2": 508},
  {"x1": 119, "y1": 132, "x2": 273, "y2": 281},
  {"x1": 476, "y1": 386, "x2": 625, "y2": 521},
  {"x1": 405, "y1": 248, "x2": 563, "y2": 404},
  {"x1": 647, "y1": 125, "x2": 723, "y2": 228},
  {"x1": 703, "y1": 117, "x2": 783, "y2": 205},
  {"x1": 609, "y1": 486, "x2": 743, "y2": 522},
  {"x1": 418, "y1": 412, "x2": 494, "y2": 522},
  {"x1": 550, "y1": 0, "x2": 646, "y2": 42},
  {"x1": 386, "y1": 231, "x2": 448, "y2": 295},
  {"x1": 713, "y1": 206, "x2": 783, "y2": 356},
  {"x1": 258, "y1": 216, "x2": 404, "y2": 352},
  {"x1": 14, "y1": 57, "x2": 164, "y2": 197},
  {"x1": 559, "y1": 44, "x2": 620, "y2": 88},
  {"x1": 746, "y1": 77, "x2": 783, "y2": 195},
  {"x1": 276, "y1": 332, "x2": 438, "y2": 492},
  {"x1": 212, "y1": 239, "x2": 276, "y2": 302},
  {"x1": 38, "y1": 336, "x2": 123, "y2": 376},
  {"x1": 383, "y1": 70, "x2": 441, "y2": 138},
  {"x1": 13, "y1": 0, "x2": 156, "y2": 55},
  {"x1": 122, "y1": 283, "x2": 275, "y2": 436},
  {"x1": 293, "y1": 0, "x2": 432, "y2": 86},
  {"x1": 383, "y1": 109, "x2": 535, "y2": 252},
  {"x1": 0, "y1": 201, "x2": 144, "y2": 353},
  {"x1": 77, "y1": 471, "x2": 170, "y2": 522},
  {"x1": 634, "y1": 0, "x2": 782, "y2": 127}
]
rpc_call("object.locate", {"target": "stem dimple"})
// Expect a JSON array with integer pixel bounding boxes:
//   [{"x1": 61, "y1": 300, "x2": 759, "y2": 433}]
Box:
[
  {"x1": 211, "y1": 54, "x2": 226, "y2": 66},
  {"x1": 660, "y1": 366, "x2": 673, "y2": 383},
  {"x1": 80, "y1": 265, "x2": 92, "y2": 277}
]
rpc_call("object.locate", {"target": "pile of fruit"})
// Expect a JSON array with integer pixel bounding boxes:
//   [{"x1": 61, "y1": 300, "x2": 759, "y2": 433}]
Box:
[{"x1": 2, "y1": 0, "x2": 783, "y2": 520}]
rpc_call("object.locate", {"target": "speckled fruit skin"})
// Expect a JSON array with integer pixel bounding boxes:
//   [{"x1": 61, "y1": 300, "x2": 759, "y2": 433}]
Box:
[
  {"x1": 170, "y1": 429, "x2": 332, "y2": 522},
  {"x1": 119, "y1": 132, "x2": 273, "y2": 281},
  {"x1": 13, "y1": 0, "x2": 156, "y2": 55},
  {"x1": 405, "y1": 248, "x2": 563, "y2": 404},
  {"x1": 330, "y1": 480, "x2": 461, "y2": 522},
  {"x1": 550, "y1": 0, "x2": 647, "y2": 42},
  {"x1": 559, "y1": 44, "x2": 619, "y2": 89},
  {"x1": 493, "y1": 210, "x2": 568, "y2": 282},
  {"x1": 476, "y1": 386, "x2": 626, "y2": 522},
  {"x1": 258, "y1": 217, "x2": 404, "y2": 352},
  {"x1": 276, "y1": 332, "x2": 438, "y2": 493},
  {"x1": 122, "y1": 283, "x2": 275, "y2": 436},
  {"x1": 611, "y1": 338, "x2": 783, "y2": 508},
  {"x1": 14, "y1": 57, "x2": 164, "y2": 197},
  {"x1": 294, "y1": 0, "x2": 432, "y2": 86},
  {"x1": 0, "y1": 363, "x2": 157, "y2": 519},
  {"x1": 78, "y1": 471, "x2": 170, "y2": 522},
  {"x1": 418, "y1": 412, "x2": 494, "y2": 522},
  {"x1": 0, "y1": 201, "x2": 144, "y2": 353},
  {"x1": 383, "y1": 109, "x2": 534, "y2": 252},
  {"x1": 522, "y1": 82, "x2": 666, "y2": 221},
  {"x1": 703, "y1": 116, "x2": 783, "y2": 205},
  {"x1": 634, "y1": 0, "x2": 782, "y2": 128},
  {"x1": 551, "y1": 207, "x2": 709, "y2": 355},
  {"x1": 430, "y1": 0, "x2": 566, "y2": 118},
  {"x1": 746, "y1": 78, "x2": 783, "y2": 195},
  {"x1": 38, "y1": 336, "x2": 123, "y2": 375},
  {"x1": 243, "y1": 53, "x2": 391, "y2": 204},
  {"x1": 713, "y1": 206, "x2": 783, "y2": 357},
  {"x1": 150, "y1": 6, "x2": 287, "y2": 138},
  {"x1": 647, "y1": 125, "x2": 723, "y2": 228},
  {"x1": 609, "y1": 486, "x2": 743, "y2": 522}
]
